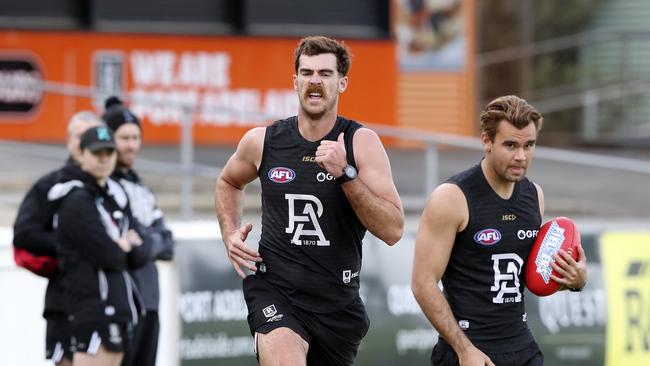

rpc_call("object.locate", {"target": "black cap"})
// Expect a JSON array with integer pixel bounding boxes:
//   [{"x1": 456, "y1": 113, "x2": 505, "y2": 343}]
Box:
[
  {"x1": 102, "y1": 96, "x2": 141, "y2": 133},
  {"x1": 80, "y1": 126, "x2": 116, "y2": 152}
]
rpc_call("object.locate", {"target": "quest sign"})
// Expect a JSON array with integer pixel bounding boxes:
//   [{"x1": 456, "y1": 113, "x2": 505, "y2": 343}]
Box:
[{"x1": 0, "y1": 31, "x2": 396, "y2": 144}]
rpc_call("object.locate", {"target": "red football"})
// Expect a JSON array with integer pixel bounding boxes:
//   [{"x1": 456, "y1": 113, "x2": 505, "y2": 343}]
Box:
[{"x1": 525, "y1": 217, "x2": 580, "y2": 296}]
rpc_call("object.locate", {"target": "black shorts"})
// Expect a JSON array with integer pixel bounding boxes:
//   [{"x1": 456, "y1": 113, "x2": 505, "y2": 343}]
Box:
[
  {"x1": 243, "y1": 274, "x2": 370, "y2": 366},
  {"x1": 71, "y1": 321, "x2": 133, "y2": 355},
  {"x1": 431, "y1": 339, "x2": 543, "y2": 366},
  {"x1": 45, "y1": 312, "x2": 73, "y2": 362}
]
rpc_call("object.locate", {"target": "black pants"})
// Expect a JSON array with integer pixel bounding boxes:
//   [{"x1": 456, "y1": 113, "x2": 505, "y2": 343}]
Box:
[
  {"x1": 431, "y1": 339, "x2": 544, "y2": 366},
  {"x1": 120, "y1": 311, "x2": 159, "y2": 366},
  {"x1": 243, "y1": 274, "x2": 370, "y2": 366}
]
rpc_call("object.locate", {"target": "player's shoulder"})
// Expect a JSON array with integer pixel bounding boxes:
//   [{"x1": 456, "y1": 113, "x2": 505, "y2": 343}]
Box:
[
  {"x1": 235, "y1": 126, "x2": 267, "y2": 166},
  {"x1": 243, "y1": 125, "x2": 267, "y2": 139},
  {"x1": 239, "y1": 126, "x2": 267, "y2": 148},
  {"x1": 421, "y1": 183, "x2": 468, "y2": 227},
  {"x1": 431, "y1": 182, "x2": 466, "y2": 205},
  {"x1": 350, "y1": 126, "x2": 382, "y2": 151}
]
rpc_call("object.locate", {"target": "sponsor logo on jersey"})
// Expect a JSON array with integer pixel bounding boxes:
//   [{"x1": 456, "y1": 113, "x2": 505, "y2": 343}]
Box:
[
  {"x1": 342, "y1": 270, "x2": 359, "y2": 284},
  {"x1": 268, "y1": 167, "x2": 295, "y2": 183},
  {"x1": 302, "y1": 155, "x2": 316, "y2": 163},
  {"x1": 262, "y1": 304, "x2": 277, "y2": 318},
  {"x1": 474, "y1": 228, "x2": 502, "y2": 245},
  {"x1": 502, "y1": 214, "x2": 517, "y2": 221},
  {"x1": 517, "y1": 228, "x2": 539, "y2": 240},
  {"x1": 316, "y1": 172, "x2": 334, "y2": 182}
]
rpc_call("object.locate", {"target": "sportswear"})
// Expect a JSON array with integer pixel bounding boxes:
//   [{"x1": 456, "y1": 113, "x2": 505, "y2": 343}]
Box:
[
  {"x1": 442, "y1": 162, "x2": 541, "y2": 353},
  {"x1": 255, "y1": 116, "x2": 366, "y2": 313},
  {"x1": 57, "y1": 171, "x2": 149, "y2": 328}
]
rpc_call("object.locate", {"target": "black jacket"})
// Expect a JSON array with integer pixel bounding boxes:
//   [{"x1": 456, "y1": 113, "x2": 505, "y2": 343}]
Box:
[
  {"x1": 112, "y1": 167, "x2": 174, "y2": 310},
  {"x1": 57, "y1": 171, "x2": 150, "y2": 325},
  {"x1": 13, "y1": 159, "x2": 86, "y2": 316}
]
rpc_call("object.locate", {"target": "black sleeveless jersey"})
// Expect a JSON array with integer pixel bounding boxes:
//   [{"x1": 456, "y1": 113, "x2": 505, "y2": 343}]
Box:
[
  {"x1": 442, "y1": 163, "x2": 541, "y2": 352},
  {"x1": 256, "y1": 116, "x2": 366, "y2": 313}
]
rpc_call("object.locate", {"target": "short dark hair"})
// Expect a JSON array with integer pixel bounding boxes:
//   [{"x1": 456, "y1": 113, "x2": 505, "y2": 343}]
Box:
[
  {"x1": 480, "y1": 95, "x2": 543, "y2": 141},
  {"x1": 294, "y1": 36, "x2": 351, "y2": 76}
]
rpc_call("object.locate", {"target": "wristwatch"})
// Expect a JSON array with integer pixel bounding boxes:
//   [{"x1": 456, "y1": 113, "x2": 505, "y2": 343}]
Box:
[{"x1": 336, "y1": 165, "x2": 357, "y2": 184}]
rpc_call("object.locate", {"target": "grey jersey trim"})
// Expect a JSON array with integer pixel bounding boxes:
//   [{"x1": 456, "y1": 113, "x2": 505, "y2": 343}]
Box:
[{"x1": 47, "y1": 180, "x2": 83, "y2": 201}]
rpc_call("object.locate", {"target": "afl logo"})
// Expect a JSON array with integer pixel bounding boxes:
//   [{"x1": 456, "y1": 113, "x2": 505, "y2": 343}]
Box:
[
  {"x1": 268, "y1": 167, "x2": 295, "y2": 183},
  {"x1": 474, "y1": 228, "x2": 502, "y2": 245}
]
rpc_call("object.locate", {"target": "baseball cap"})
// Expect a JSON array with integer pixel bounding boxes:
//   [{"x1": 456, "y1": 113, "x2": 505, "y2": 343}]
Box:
[
  {"x1": 80, "y1": 125, "x2": 116, "y2": 152},
  {"x1": 102, "y1": 96, "x2": 141, "y2": 132}
]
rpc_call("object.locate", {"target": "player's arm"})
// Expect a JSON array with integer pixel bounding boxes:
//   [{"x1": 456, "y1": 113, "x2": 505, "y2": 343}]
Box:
[
  {"x1": 411, "y1": 184, "x2": 495, "y2": 366},
  {"x1": 320, "y1": 128, "x2": 403, "y2": 245},
  {"x1": 345, "y1": 128, "x2": 403, "y2": 245},
  {"x1": 215, "y1": 127, "x2": 264, "y2": 278}
]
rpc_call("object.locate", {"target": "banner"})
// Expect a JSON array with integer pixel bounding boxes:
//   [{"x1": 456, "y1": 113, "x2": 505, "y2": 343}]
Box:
[
  {"x1": 0, "y1": 31, "x2": 396, "y2": 144},
  {"x1": 175, "y1": 230, "x2": 435, "y2": 365},
  {"x1": 175, "y1": 230, "x2": 610, "y2": 365},
  {"x1": 601, "y1": 232, "x2": 650, "y2": 366}
]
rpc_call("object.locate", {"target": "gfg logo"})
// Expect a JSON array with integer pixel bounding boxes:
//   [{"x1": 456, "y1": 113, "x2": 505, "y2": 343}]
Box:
[
  {"x1": 268, "y1": 167, "x2": 295, "y2": 183},
  {"x1": 474, "y1": 228, "x2": 502, "y2": 245},
  {"x1": 316, "y1": 172, "x2": 334, "y2": 182},
  {"x1": 517, "y1": 229, "x2": 539, "y2": 240}
]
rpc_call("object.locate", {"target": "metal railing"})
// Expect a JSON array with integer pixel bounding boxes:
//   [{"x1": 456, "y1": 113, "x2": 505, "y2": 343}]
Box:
[
  {"x1": 478, "y1": 30, "x2": 650, "y2": 140},
  {"x1": 4, "y1": 79, "x2": 650, "y2": 219}
]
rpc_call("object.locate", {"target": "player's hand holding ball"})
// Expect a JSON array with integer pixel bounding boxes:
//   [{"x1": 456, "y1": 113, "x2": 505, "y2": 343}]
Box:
[{"x1": 525, "y1": 217, "x2": 588, "y2": 296}]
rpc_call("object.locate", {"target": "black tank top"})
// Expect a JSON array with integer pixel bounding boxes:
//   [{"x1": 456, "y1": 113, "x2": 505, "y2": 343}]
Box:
[
  {"x1": 257, "y1": 116, "x2": 366, "y2": 313},
  {"x1": 442, "y1": 163, "x2": 541, "y2": 352}
]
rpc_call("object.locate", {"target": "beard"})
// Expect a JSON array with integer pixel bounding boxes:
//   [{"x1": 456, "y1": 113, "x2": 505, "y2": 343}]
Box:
[{"x1": 118, "y1": 151, "x2": 136, "y2": 168}]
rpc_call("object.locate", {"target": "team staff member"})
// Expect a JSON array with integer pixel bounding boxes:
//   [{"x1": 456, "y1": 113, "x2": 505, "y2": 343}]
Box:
[
  {"x1": 102, "y1": 96, "x2": 174, "y2": 366},
  {"x1": 13, "y1": 111, "x2": 103, "y2": 366},
  {"x1": 215, "y1": 36, "x2": 404, "y2": 366},
  {"x1": 57, "y1": 126, "x2": 150, "y2": 366},
  {"x1": 411, "y1": 95, "x2": 588, "y2": 366}
]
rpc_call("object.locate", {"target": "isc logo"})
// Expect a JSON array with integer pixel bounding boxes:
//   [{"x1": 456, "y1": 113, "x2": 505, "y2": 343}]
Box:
[
  {"x1": 474, "y1": 228, "x2": 502, "y2": 245},
  {"x1": 268, "y1": 167, "x2": 296, "y2": 183}
]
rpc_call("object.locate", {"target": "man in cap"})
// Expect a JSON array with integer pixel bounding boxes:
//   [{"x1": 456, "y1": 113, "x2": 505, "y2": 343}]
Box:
[{"x1": 103, "y1": 96, "x2": 174, "y2": 366}]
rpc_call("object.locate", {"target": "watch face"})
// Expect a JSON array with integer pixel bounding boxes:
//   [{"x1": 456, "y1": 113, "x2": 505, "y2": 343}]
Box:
[{"x1": 344, "y1": 165, "x2": 357, "y2": 179}]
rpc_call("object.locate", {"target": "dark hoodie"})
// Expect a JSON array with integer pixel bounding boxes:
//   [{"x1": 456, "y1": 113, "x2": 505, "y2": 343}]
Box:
[
  {"x1": 13, "y1": 159, "x2": 87, "y2": 316},
  {"x1": 57, "y1": 170, "x2": 150, "y2": 326}
]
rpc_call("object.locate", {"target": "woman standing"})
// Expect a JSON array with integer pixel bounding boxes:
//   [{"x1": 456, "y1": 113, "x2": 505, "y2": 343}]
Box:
[{"x1": 57, "y1": 126, "x2": 149, "y2": 366}]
